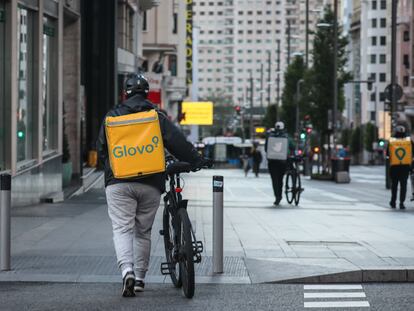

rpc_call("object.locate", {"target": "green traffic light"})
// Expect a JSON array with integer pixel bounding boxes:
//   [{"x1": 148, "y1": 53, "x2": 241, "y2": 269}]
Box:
[
  {"x1": 17, "y1": 131, "x2": 24, "y2": 139},
  {"x1": 300, "y1": 132, "x2": 306, "y2": 140},
  {"x1": 379, "y1": 140, "x2": 385, "y2": 147}
]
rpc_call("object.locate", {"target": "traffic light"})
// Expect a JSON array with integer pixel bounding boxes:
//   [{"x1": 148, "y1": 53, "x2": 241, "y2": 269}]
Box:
[
  {"x1": 235, "y1": 105, "x2": 241, "y2": 115},
  {"x1": 378, "y1": 139, "x2": 385, "y2": 148},
  {"x1": 17, "y1": 130, "x2": 25, "y2": 139},
  {"x1": 313, "y1": 146, "x2": 320, "y2": 154},
  {"x1": 300, "y1": 131, "x2": 306, "y2": 140},
  {"x1": 306, "y1": 127, "x2": 312, "y2": 134}
]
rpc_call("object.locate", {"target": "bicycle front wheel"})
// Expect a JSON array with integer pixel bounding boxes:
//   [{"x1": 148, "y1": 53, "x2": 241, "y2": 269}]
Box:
[
  {"x1": 285, "y1": 171, "x2": 296, "y2": 204},
  {"x1": 163, "y1": 203, "x2": 182, "y2": 288},
  {"x1": 177, "y1": 208, "x2": 195, "y2": 299},
  {"x1": 294, "y1": 173, "x2": 301, "y2": 206}
]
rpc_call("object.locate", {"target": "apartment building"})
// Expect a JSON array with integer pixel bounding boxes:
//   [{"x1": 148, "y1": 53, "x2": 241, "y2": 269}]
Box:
[
  {"x1": 345, "y1": 0, "x2": 390, "y2": 139},
  {"x1": 194, "y1": 0, "x2": 286, "y2": 110}
]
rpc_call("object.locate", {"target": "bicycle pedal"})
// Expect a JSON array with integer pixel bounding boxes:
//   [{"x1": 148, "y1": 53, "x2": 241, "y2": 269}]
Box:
[
  {"x1": 193, "y1": 253, "x2": 202, "y2": 263},
  {"x1": 160, "y1": 262, "x2": 171, "y2": 275},
  {"x1": 192, "y1": 241, "x2": 203, "y2": 254},
  {"x1": 159, "y1": 229, "x2": 164, "y2": 236}
]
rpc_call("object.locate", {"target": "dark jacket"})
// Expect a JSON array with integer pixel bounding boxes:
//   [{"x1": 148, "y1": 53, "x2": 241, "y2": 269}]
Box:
[{"x1": 96, "y1": 94, "x2": 201, "y2": 192}]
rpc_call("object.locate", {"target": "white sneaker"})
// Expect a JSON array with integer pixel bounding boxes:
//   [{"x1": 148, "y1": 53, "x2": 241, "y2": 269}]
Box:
[{"x1": 134, "y1": 279, "x2": 145, "y2": 292}]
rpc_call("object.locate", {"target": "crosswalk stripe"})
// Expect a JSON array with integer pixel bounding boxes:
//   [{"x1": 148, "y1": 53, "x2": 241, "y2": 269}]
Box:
[
  {"x1": 304, "y1": 292, "x2": 366, "y2": 298},
  {"x1": 304, "y1": 301, "x2": 370, "y2": 308},
  {"x1": 304, "y1": 285, "x2": 363, "y2": 290}
]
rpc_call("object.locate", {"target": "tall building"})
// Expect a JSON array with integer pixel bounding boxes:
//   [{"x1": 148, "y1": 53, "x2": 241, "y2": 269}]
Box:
[
  {"x1": 345, "y1": 0, "x2": 390, "y2": 139},
  {"x1": 397, "y1": 0, "x2": 414, "y2": 131},
  {"x1": 193, "y1": 0, "x2": 285, "y2": 110}
]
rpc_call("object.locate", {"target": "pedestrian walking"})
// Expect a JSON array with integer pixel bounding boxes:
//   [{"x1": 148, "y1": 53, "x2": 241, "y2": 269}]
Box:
[
  {"x1": 387, "y1": 125, "x2": 413, "y2": 210},
  {"x1": 250, "y1": 142, "x2": 263, "y2": 177},
  {"x1": 97, "y1": 73, "x2": 205, "y2": 297},
  {"x1": 265, "y1": 122, "x2": 292, "y2": 206}
]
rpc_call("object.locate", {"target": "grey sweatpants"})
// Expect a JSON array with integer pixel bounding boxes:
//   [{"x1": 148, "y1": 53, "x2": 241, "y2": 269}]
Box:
[{"x1": 105, "y1": 183, "x2": 161, "y2": 279}]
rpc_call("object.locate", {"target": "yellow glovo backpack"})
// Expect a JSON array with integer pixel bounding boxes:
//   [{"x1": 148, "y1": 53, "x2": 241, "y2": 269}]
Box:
[
  {"x1": 389, "y1": 137, "x2": 412, "y2": 166},
  {"x1": 105, "y1": 109, "x2": 165, "y2": 179}
]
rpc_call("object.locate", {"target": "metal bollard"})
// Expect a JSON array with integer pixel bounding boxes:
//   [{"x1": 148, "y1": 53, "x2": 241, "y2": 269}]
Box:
[
  {"x1": 0, "y1": 174, "x2": 11, "y2": 271},
  {"x1": 212, "y1": 175, "x2": 223, "y2": 274}
]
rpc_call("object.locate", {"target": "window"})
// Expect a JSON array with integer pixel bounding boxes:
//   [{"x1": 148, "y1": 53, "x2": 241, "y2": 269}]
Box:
[
  {"x1": 404, "y1": 31, "x2": 410, "y2": 42},
  {"x1": 42, "y1": 16, "x2": 58, "y2": 151},
  {"x1": 142, "y1": 11, "x2": 147, "y2": 31},
  {"x1": 380, "y1": 0, "x2": 386, "y2": 9},
  {"x1": 404, "y1": 76, "x2": 409, "y2": 87},
  {"x1": 370, "y1": 92, "x2": 376, "y2": 101},
  {"x1": 371, "y1": 111, "x2": 376, "y2": 122},
  {"x1": 17, "y1": 7, "x2": 35, "y2": 163},
  {"x1": 168, "y1": 55, "x2": 177, "y2": 76},
  {"x1": 371, "y1": 19, "x2": 377, "y2": 28},
  {"x1": 0, "y1": 1, "x2": 5, "y2": 169},
  {"x1": 379, "y1": 73, "x2": 386, "y2": 82},
  {"x1": 404, "y1": 54, "x2": 409, "y2": 68},
  {"x1": 380, "y1": 92, "x2": 386, "y2": 101},
  {"x1": 371, "y1": 37, "x2": 377, "y2": 46},
  {"x1": 369, "y1": 73, "x2": 376, "y2": 82},
  {"x1": 380, "y1": 36, "x2": 386, "y2": 45},
  {"x1": 380, "y1": 18, "x2": 386, "y2": 28},
  {"x1": 370, "y1": 54, "x2": 376, "y2": 64},
  {"x1": 372, "y1": 0, "x2": 377, "y2": 10},
  {"x1": 173, "y1": 13, "x2": 178, "y2": 34},
  {"x1": 379, "y1": 54, "x2": 386, "y2": 64}
]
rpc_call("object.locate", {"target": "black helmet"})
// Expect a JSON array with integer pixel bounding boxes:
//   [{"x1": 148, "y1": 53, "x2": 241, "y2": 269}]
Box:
[
  {"x1": 125, "y1": 74, "x2": 150, "y2": 99},
  {"x1": 394, "y1": 125, "x2": 407, "y2": 138}
]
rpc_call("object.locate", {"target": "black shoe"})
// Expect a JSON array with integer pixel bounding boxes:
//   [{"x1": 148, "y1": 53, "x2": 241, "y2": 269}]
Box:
[
  {"x1": 400, "y1": 203, "x2": 406, "y2": 210},
  {"x1": 390, "y1": 202, "x2": 396, "y2": 209},
  {"x1": 274, "y1": 197, "x2": 282, "y2": 206},
  {"x1": 134, "y1": 279, "x2": 145, "y2": 292},
  {"x1": 122, "y1": 271, "x2": 135, "y2": 297}
]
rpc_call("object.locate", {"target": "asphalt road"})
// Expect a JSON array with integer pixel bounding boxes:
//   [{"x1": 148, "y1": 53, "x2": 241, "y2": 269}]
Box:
[{"x1": 0, "y1": 282, "x2": 413, "y2": 311}]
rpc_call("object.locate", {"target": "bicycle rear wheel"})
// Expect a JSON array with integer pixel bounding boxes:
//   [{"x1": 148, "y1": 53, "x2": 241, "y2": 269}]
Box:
[
  {"x1": 285, "y1": 171, "x2": 296, "y2": 204},
  {"x1": 163, "y1": 203, "x2": 182, "y2": 288},
  {"x1": 294, "y1": 173, "x2": 301, "y2": 206},
  {"x1": 177, "y1": 208, "x2": 195, "y2": 299}
]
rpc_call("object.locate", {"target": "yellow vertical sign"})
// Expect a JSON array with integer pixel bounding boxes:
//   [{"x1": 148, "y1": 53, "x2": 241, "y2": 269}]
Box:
[
  {"x1": 180, "y1": 102, "x2": 213, "y2": 125},
  {"x1": 186, "y1": 0, "x2": 193, "y2": 85}
]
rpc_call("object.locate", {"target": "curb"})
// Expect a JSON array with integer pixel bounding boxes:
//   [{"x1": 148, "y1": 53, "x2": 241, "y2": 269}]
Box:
[{"x1": 268, "y1": 268, "x2": 414, "y2": 284}]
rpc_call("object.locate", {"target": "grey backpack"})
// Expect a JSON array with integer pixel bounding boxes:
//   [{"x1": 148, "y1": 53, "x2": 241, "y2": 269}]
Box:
[{"x1": 266, "y1": 136, "x2": 288, "y2": 160}]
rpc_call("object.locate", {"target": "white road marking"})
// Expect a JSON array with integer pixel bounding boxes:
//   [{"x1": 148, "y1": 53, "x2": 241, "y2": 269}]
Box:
[
  {"x1": 322, "y1": 192, "x2": 359, "y2": 202},
  {"x1": 304, "y1": 284, "x2": 370, "y2": 309},
  {"x1": 304, "y1": 285, "x2": 363, "y2": 290},
  {"x1": 304, "y1": 292, "x2": 366, "y2": 299},
  {"x1": 304, "y1": 301, "x2": 370, "y2": 308}
]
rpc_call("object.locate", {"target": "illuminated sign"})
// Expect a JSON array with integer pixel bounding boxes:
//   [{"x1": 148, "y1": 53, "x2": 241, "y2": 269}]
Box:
[
  {"x1": 255, "y1": 127, "x2": 266, "y2": 133},
  {"x1": 180, "y1": 102, "x2": 213, "y2": 125},
  {"x1": 186, "y1": 0, "x2": 193, "y2": 85}
]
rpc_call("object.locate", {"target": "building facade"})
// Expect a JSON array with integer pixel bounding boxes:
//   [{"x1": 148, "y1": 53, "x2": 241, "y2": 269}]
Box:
[
  {"x1": 0, "y1": 0, "x2": 159, "y2": 207},
  {"x1": 397, "y1": 0, "x2": 414, "y2": 131},
  {"x1": 142, "y1": 0, "x2": 187, "y2": 121}
]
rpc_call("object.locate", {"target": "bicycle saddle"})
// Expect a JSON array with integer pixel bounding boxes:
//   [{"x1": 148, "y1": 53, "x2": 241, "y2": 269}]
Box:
[{"x1": 166, "y1": 161, "x2": 193, "y2": 175}]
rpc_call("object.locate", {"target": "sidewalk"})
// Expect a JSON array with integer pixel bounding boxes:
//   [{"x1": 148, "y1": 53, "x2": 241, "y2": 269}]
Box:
[{"x1": 1, "y1": 166, "x2": 414, "y2": 284}]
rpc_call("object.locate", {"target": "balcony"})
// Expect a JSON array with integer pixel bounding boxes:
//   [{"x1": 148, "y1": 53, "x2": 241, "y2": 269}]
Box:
[{"x1": 139, "y1": 0, "x2": 160, "y2": 11}]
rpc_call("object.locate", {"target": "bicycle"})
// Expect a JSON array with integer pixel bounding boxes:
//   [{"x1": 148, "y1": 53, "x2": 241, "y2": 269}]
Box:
[
  {"x1": 285, "y1": 155, "x2": 304, "y2": 206},
  {"x1": 159, "y1": 159, "x2": 210, "y2": 298}
]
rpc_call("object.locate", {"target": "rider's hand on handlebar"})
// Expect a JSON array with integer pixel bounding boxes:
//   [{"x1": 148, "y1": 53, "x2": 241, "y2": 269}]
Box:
[{"x1": 192, "y1": 158, "x2": 213, "y2": 171}]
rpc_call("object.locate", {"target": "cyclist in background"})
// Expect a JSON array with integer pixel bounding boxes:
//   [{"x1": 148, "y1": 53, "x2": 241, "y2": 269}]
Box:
[
  {"x1": 265, "y1": 122, "x2": 294, "y2": 206},
  {"x1": 97, "y1": 73, "x2": 204, "y2": 297}
]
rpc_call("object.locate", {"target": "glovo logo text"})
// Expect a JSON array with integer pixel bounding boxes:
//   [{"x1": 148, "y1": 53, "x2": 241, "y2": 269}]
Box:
[{"x1": 112, "y1": 136, "x2": 160, "y2": 158}]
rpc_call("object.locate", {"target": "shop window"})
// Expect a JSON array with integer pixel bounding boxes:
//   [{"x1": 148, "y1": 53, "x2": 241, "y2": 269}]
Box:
[
  {"x1": 42, "y1": 17, "x2": 58, "y2": 152},
  {"x1": 17, "y1": 7, "x2": 35, "y2": 163}
]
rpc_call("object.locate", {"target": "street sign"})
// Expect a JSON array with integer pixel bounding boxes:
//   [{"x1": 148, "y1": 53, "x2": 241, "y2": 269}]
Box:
[
  {"x1": 180, "y1": 102, "x2": 213, "y2": 125},
  {"x1": 384, "y1": 84, "x2": 403, "y2": 102}
]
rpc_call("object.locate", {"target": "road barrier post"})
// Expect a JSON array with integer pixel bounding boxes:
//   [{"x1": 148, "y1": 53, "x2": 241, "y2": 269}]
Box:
[
  {"x1": 0, "y1": 174, "x2": 11, "y2": 271},
  {"x1": 212, "y1": 175, "x2": 223, "y2": 274}
]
